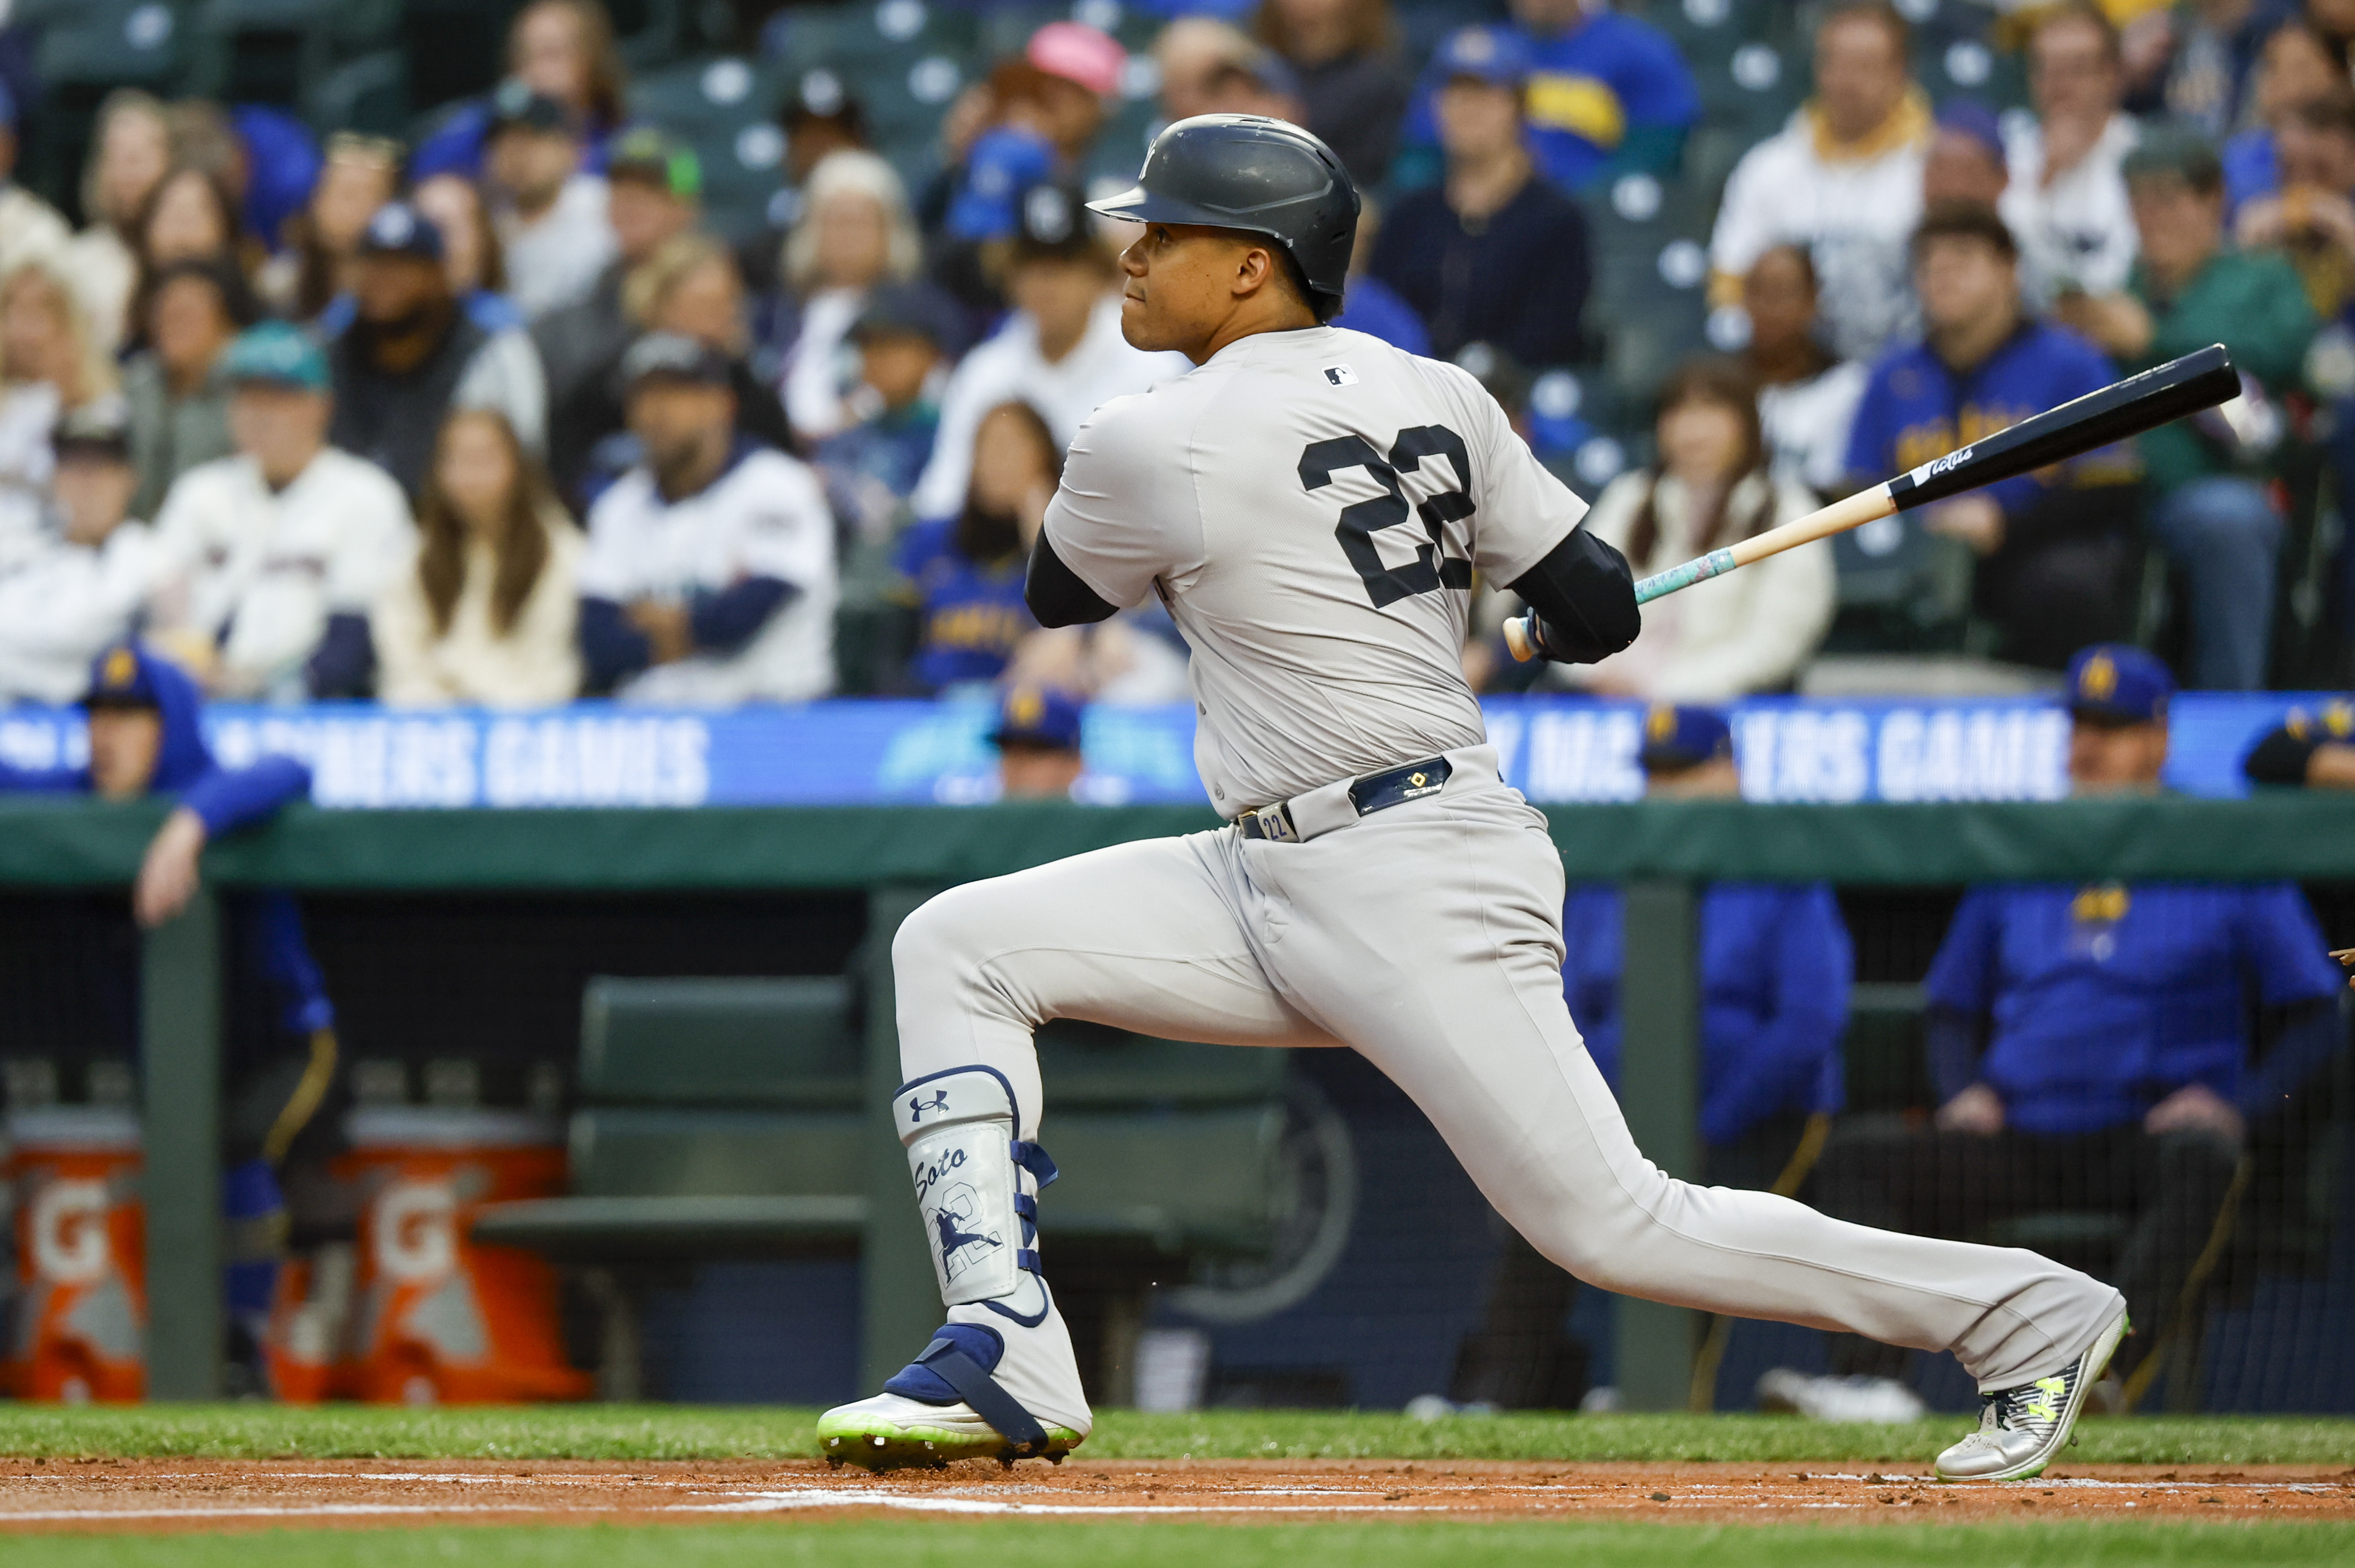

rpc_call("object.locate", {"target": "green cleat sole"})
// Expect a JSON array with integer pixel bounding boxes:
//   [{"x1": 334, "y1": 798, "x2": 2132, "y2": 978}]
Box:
[{"x1": 817, "y1": 1419, "x2": 1085, "y2": 1473}]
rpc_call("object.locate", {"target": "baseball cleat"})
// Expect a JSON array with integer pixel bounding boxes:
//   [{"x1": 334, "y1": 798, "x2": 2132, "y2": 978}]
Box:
[
  {"x1": 817, "y1": 1392, "x2": 1084, "y2": 1472},
  {"x1": 1934, "y1": 1307, "x2": 2128, "y2": 1482}
]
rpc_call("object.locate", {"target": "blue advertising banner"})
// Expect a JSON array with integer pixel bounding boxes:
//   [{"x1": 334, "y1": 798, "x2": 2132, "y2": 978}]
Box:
[{"x1": 0, "y1": 693, "x2": 2319, "y2": 809}]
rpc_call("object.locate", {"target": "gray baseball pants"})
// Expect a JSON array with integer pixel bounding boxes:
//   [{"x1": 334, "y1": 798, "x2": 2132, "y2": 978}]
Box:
[{"x1": 892, "y1": 751, "x2": 2124, "y2": 1393}]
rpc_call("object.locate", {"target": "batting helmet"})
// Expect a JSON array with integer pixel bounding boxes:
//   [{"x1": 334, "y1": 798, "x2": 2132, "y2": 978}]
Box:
[{"x1": 1087, "y1": 114, "x2": 1360, "y2": 314}]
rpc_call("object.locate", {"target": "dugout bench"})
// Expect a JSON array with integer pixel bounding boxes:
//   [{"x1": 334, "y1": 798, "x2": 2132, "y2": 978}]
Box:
[
  {"x1": 4, "y1": 792, "x2": 2352, "y2": 1410},
  {"x1": 469, "y1": 974, "x2": 1291, "y2": 1398}
]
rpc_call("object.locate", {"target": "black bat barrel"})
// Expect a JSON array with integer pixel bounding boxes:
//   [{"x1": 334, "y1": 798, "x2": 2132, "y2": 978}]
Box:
[{"x1": 1888, "y1": 343, "x2": 2240, "y2": 511}]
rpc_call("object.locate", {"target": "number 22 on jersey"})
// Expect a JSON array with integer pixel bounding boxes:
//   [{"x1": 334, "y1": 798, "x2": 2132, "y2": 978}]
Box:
[{"x1": 1298, "y1": 425, "x2": 1478, "y2": 609}]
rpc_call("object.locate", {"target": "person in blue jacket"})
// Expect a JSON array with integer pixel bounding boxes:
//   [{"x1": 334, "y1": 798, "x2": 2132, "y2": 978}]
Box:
[
  {"x1": 1444, "y1": 705, "x2": 1854, "y2": 1410},
  {"x1": 1801, "y1": 644, "x2": 2348, "y2": 1404},
  {"x1": 1394, "y1": 0, "x2": 1698, "y2": 194},
  {"x1": 1845, "y1": 202, "x2": 2144, "y2": 668},
  {"x1": 0, "y1": 640, "x2": 341, "y2": 1374}
]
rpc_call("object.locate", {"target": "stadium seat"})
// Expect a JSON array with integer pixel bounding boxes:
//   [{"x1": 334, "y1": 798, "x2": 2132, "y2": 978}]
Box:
[
  {"x1": 183, "y1": 0, "x2": 401, "y2": 107},
  {"x1": 1579, "y1": 169, "x2": 1713, "y2": 407},
  {"x1": 305, "y1": 47, "x2": 409, "y2": 138}
]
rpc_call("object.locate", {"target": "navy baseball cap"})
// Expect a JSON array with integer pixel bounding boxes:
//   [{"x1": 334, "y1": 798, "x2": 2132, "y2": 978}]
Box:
[
  {"x1": 622, "y1": 331, "x2": 733, "y2": 390},
  {"x1": 82, "y1": 642, "x2": 163, "y2": 710},
  {"x1": 849, "y1": 284, "x2": 966, "y2": 353},
  {"x1": 1433, "y1": 25, "x2": 1532, "y2": 90},
  {"x1": 2065, "y1": 643, "x2": 2174, "y2": 725},
  {"x1": 990, "y1": 686, "x2": 1084, "y2": 752},
  {"x1": 54, "y1": 398, "x2": 134, "y2": 464},
  {"x1": 489, "y1": 77, "x2": 573, "y2": 136},
  {"x1": 223, "y1": 320, "x2": 329, "y2": 391},
  {"x1": 357, "y1": 200, "x2": 445, "y2": 262},
  {"x1": 1637, "y1": 703, "x2": 1733, "y2": 774}
]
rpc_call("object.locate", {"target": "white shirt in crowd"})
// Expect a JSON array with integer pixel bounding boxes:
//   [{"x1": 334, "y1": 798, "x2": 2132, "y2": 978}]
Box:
[
  {"x1": 61, "y1": 224, "x2": 136, "y2": 356},
  {"x1": 578, "y1": 445, "x2": 838, "y2": 705},
  {"x1": 2000, "y1": 113, "x2": 2141, "y2": 307},
  {"x1": 779, "y1": 285, "x2": 866, "y2": 441},
  {"x1": 1757, "y1": 359, "x2": 1868, "y2": 496},
  {"x1": 0, "y1": 381, "x2": 59, "y2": 542},
  {"x1": 0, "y1": 513, "x2": 163, "y2": 704},
  {"x1": 150, "y1": 446, "x2": 417, "y2": 698},
  {"x1": 497, "y1": 173, "x2": 619, "y2": 321},
  {"x1": 372, "y1": 512, "x2": 584, "y2": 707},
  {"x1": 909, "y1": 292, "x2": 1188, "y2": 522},
  {"x1": 1711, "y1": 105, "x2": 1930, "y2": 365},
  {"x1": 1563, "y1": 469, "x2": 1835, "y2": 701}
]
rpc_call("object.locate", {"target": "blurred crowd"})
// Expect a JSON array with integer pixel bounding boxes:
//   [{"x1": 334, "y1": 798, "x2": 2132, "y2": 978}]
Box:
[{"x1": 0, "y1": 0, "x2": 2353, "y2": 728}]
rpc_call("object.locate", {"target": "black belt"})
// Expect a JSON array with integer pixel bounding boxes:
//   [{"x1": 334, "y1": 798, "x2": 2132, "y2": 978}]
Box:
[{"x1": 1234, "y1": 756, "x2": 1453, "y2": 842}]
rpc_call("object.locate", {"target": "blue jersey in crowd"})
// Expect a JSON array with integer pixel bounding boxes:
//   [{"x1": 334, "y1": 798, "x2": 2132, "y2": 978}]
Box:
[
  {"x1": 1846, "y1": 321, "x2": 2140, "y2": 514},
  {"x1": 1924, "y1": 882, "x2": 2345, "y2": 1136},
  {"x1": 0, "y1": 644, "x2": 331, "y2": 1037},
  {"x1": 1562, "y1": 882, "x2": 1852, "y2": 1146},
  {"x1": 1330, "y1": 272, "x2": 1432, "y2": 358},
  {"x1": 893, "y1": 516, "x2": 1036, "y2": 692},
  {"x1": 1402, "y1": 10, "x2": 1699, "y2": 191}
]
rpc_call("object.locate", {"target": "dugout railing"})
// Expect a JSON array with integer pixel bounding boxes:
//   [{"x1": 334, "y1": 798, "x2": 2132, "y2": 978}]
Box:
[{"x1": 1, "y1": 792, "x2": 2350, "y2": 1410}]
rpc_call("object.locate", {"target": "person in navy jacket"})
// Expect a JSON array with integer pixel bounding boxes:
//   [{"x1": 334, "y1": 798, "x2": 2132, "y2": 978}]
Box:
[
  {"x1": 1444, "y1": 706, "x2": 1854, "y2": 1410},
  {"x1": 1797, "y1": 644, "x2": 2347, "y2": 1407},
  {"x1": 0, "y1": 640, "x2": 340, "y2": 1368}
]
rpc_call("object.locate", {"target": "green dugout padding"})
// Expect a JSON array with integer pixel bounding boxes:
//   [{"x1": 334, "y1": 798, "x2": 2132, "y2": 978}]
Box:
[
  {"x1": 5, "y1": 791, "x2": 2348, "y2": 1406},
  {"x1": 3, "y1": 792, "x2": 2352, "y2": 889}
]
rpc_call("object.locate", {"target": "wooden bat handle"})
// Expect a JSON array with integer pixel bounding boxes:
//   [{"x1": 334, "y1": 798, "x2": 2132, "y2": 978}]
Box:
[{"x1": 1505, "y1": 483, "x2": 1897, "y2": 662}]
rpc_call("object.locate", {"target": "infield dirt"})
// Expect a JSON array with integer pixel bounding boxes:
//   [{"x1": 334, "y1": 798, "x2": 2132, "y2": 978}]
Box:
[{"x1": 0, "y1": 1457, "x2": 2349, "y2": 1533}]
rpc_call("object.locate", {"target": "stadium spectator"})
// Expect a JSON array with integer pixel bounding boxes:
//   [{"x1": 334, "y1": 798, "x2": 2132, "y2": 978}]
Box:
[
  {"x1": 1156, "y1": 18, "x2": 1258, "y2": 125},
  {"x1": 1369, "y1": 27, "x2": 1591, "y2": 368},
  {"x1": 576, "y1": 333, "x2": 837, "y2": 704},
  {"x1": 895, "y1": 401, "x2": 1055, "y2": 694},
  {"x1": 1445, "y1": 708, "x2": 1854, "y2": 1413},
  {"x1": 780, "y1": 151, "x2": 924, "y2": 443},
  {"x1": 411, "y1": 0, "x2": 628, "y2": 181},
  {"x1": 1797, "y1": 643, "x2": 2347, "y2": 1400},
  {"x1": 990, "y1": 684, "x2": 1087, "y2": 800},
  {"x1": 1710, "y1": 0, "x2": 1930, "y2": 364},
  {"x1": 1742, "y1": 244, "x2": 1865, "y2": 498},
  {"x1": 782, "y1": 73, "x2": 871, "y2": 188},
  {"x1": 2003, "y1": 3, "x2": 2143, "y2": 308},
  {"x1": 328, "y1": 201, "x2": 548, "y2": 497},
  {"x1": 410, "y1": 172, "x2": 525, "y2": 333},
  {"x1": 0, "y1": 406, "x2": 162, "y2": 705},
  {"x1": 1198, "y1": 42, "x2": 1312, "y2": 123},
  {"x1": 1849, "y1": 203, "x2": 2143, "y2": 671},
  {"x1": 2125, "y1": 0, "x2": 2301, "y2": 138},
  {"x1": 1253, "y1": 0, "x2": 1413, "y2": 186},
  {"x1": 2244, "y1": 695, "x2": 2355, "y2": 785},
  {"x1": 2233, "y1": 87, "x2": 2355, "y2": 317},
  {"x1": 2220, "y1": 17, "x2": 2343, "y2": 217},
  {"x1": 124, "y1": 258, "x2": 259, "y2": 522},
  {"x1": 1556, "y1": 358, "x2": 1832, "y2": 699},
  {"x1": 373, "y1": 408, "x2": 581, "y2": 707},
  {"x1": 1329, "y1": 198, "x2": 1431, "y2": 355},
  {"x1": 1922, "y1": 98, "x2": 2011, "y2": 210},
  {"x1": 2055, "y1": 129, "x2": 2314, "y2": 689},
  {"x1": 256, "y1": 134, "x2": 401, "y2": 323},
  {"x1": 549, "y1": 232, "x2": 792, "y2": 501},
  {"x1": 814, "y1": 285, "x2": 958, "y2": 543},
  {"x1": 130, "y1": 165, "x2": 256, "y2": 346},
  {"x1": 64, "y1": 90, "x2": 172, "y2": 354},
  {"x1": 150, "y1": 322, "x2": 415, "y2": 700},
  {"x1": 532, "y1": 128, "x2": 700, "y2": 429},
  {"x1": 936, "y1": 24, "x2": 1125, "y2": 253},
  {"x1": 483, "y1": 81, "x2": 617, "y2": 322},
  {"x1": 0, "y1": 257, "x2": 117, "y2": 541},
  {"x1": 909, "y1": 184, "x2": 1185, "y2": 523}
]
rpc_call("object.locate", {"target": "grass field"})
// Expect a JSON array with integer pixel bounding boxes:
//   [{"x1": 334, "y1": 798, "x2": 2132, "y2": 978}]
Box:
[
  {"x1": 0, "y1": 1404, "x2": 2350, "y2": 1466},
  {"x1": 8, "y1": 1521, "x2": 2355, "y2": 1568}
]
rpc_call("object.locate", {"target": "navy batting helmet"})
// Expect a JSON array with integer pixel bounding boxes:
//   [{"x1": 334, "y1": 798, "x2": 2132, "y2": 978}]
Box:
[{"x1": 1087, "y1": 114, "x2": 1360, "y2": 315}]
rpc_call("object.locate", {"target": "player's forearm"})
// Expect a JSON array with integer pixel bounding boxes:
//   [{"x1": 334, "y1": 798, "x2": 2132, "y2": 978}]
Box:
[{"x1": 1507, "y1": 528, "x2": 1639, "y2": 664}]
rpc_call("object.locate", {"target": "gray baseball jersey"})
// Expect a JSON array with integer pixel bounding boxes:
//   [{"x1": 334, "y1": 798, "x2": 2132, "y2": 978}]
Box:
[{"x1": 1042, "y1": 324, "x2": 1587, "y2": 813}]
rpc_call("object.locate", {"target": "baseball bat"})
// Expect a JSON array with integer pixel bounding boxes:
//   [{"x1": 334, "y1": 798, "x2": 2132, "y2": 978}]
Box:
[{"x1": 1504, "y1": 342, "x2": 2241, "y2": 662}]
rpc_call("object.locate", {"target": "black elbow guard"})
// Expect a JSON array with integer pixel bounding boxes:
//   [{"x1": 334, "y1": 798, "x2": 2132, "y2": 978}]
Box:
[
  {"x1": 1509, "y1": 528, "x2": 1640, "y2": 665},
  {"x1": 1024, "y1": 530, "x2": 1120, "y2": 627}
]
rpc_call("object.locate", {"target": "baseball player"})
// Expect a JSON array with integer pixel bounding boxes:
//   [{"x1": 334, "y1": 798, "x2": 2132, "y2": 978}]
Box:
[{"x1": 819, "y1": 115, "x2": 2127, "y2": 1483}]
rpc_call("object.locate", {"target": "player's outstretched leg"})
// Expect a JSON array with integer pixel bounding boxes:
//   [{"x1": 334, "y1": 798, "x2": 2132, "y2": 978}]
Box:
[{"x1": 819, "y1": 1068, "x2": 1088, "y2": 1471}]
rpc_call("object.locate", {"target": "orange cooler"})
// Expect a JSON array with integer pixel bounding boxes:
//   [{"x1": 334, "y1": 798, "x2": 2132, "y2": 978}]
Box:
[
  {"x1": 332, "y1": 1107, "x2": 591, "y2": 1404},
  {"x1": 2, "y1": 1108, "x2": 145, "y2": 1402}
]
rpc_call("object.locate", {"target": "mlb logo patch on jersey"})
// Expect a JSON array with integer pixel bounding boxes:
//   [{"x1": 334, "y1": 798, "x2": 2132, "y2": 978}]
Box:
[{"x1": 1322, "y1": 364, "x2": 1358, "y2": 387}]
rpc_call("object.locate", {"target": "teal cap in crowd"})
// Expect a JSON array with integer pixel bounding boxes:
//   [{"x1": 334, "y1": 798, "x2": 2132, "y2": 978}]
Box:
[{"x1": 223, "y1": 320, "x2": 328, "y2": 392}]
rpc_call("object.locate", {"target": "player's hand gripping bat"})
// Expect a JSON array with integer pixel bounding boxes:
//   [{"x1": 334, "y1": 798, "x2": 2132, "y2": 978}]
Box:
[{"x1": 1504, "y1": 343, "x2": 2243, "y2": 663}]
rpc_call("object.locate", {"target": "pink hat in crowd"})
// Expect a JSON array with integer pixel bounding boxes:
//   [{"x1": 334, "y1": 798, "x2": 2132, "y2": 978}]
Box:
[{"x1": 1026, "y1": 21, "x2": 1126, "y2": 97}]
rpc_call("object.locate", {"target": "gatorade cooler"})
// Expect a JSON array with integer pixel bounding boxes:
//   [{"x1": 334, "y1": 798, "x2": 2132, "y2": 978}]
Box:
[
  {"x1": 332, "y1": 1106, "x2": 591, "y2": 1404},
  {"x1": 1, "y1": 1107, "x2": 145, "y2": 1402}
]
